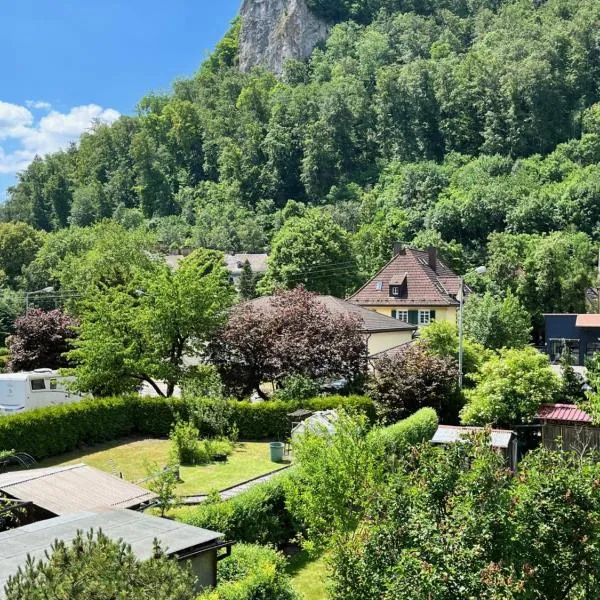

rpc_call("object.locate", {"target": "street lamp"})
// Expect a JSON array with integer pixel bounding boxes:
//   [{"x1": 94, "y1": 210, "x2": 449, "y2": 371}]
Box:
[
  {"x1": 25, "y1": 287, "x2": 55, "y2": 312},
  {"x1": 458, "y1": 266, "x2": 487, "y2": 388}
]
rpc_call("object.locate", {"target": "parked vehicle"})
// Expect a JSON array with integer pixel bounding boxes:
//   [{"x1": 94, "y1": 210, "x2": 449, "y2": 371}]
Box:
[{"x1": 0, "y1": 369, "x2": 85, "y2": 415}]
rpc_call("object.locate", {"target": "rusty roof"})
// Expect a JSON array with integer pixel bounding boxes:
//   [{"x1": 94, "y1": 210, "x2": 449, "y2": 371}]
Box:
[
  {"x1": 0, "y1": 464, "x2": 156, "y2": 515},
  {"x1": 347, "y1": 247, "x2": 461, "y2": 307},
  {"x1": 575, "y1": 314, "x2": 600, "y2": 328},
  {"x1": 536, "y1": 403, "x2": 592, "y2": 424}
]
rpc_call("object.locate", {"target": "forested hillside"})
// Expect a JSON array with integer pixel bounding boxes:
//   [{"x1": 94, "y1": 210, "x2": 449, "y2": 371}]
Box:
[{"x1": 3, "y1": 0, "x2": 600, "y2": 335}]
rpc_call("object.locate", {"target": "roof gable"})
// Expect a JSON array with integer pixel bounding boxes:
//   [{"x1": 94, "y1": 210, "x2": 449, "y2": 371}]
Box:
[{"x1": 348, "y1": 247, "x2": 461, "y2": 307}]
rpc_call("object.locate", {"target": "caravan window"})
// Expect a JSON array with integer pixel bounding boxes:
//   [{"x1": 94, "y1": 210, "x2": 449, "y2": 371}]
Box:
[{"x1": 30, "y1": 379, "x2": 46, "y2": 391}]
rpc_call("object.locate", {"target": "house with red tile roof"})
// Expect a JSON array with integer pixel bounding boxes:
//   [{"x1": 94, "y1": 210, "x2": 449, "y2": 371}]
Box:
[{"x1": 347, "y1": 245, "x2": 462, "y2": 328}]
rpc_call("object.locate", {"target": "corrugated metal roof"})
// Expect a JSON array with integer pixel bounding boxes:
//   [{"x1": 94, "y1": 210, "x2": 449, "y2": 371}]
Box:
[
  {"x1": 575, "y1": 314, "x2": 600, "y2": 328},
  {"x1": 431, "y1": 425, "x2": 515, "y2": 449},
  {"x1": 536, "y1": 403, "x2": 592, "y2": 424},
  {"x1": 0, "y1": 509, "x2": 223, "y2": 596},
  {"x1": 0, "y1": 464, "x2": 156, "y2": 514}
]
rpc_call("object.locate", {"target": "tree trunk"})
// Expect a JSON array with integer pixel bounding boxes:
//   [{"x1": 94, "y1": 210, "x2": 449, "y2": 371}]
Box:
[{"x1": 255, "y1": 384, "x2": 269, "y2": 400}]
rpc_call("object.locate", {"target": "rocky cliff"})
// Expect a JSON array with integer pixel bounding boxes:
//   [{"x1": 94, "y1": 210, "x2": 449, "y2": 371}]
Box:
[{"x1": 239, "y1": 0, "x2": 329, "y2": 76}]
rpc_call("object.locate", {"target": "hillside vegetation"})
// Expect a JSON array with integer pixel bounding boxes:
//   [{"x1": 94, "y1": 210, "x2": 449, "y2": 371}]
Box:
[{"x1": 3, "y1": 0, "x2": 600, "y2": 333}]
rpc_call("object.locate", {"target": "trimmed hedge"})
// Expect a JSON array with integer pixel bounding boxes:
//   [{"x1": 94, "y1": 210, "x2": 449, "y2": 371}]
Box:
[
  {"x1": 201, "y1": 543, "x2": 300, "y2": 600},
  {"x1": 173, "y1": 474, "x2": 297, "y2": 547},
  {"x1": 369, "y1": 407, "x2": 439, "y2": 455},
  {"x1": 0, "y1": 394, "x2": 374, "y2": 460}
]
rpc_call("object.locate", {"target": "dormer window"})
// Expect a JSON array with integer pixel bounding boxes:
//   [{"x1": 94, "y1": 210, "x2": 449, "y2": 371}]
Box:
[
  {"x1": 391, "y1": 286, "x2": 400, "y2": 297},
  {"x1": 389, "y1": 272, "x2": 408, "y2": 299}
]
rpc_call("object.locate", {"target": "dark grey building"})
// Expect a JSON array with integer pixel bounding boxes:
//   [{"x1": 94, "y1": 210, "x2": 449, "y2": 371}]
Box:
[{"x1": 544, "y1": 314, "x2": 600, "y2": 365}]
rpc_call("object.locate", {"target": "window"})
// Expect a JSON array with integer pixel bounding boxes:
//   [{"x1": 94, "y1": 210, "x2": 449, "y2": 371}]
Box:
[
  {"x1": 396, "y1": 310, "x2": 409, "y2": 322},
  {"x1": 391, "y1": 286, "x2": 400, "y2": 297},
  {"x1": 375, "y1": 281, "x2": 383, "y2": 291},
  {"x1": 30, "y1": 379, "x2": 46, "y2": 391},
  {"x1": 586, "y1": 342, "x2": 600, "y2": 359},
  {"x1": 549, "y1": 339, "x2": 580, "y2": 364},
  {"x1": 419, "y1": 310, "x2": 431, "y2": 325}
]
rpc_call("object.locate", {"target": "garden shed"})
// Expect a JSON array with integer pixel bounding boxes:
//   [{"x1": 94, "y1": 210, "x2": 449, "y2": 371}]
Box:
[
  {"x1": 0, "y1": 509, "x2": 229, "y2": 595},
  {"x1": 536, "y1": 403, "x2": 599, "y2": 452},
  {"x1": 0, "y1": 464, "x2": 155, "y2": 522},
  {"x1": 432, "y1": 425, "x2": 519, "y2": 471}
]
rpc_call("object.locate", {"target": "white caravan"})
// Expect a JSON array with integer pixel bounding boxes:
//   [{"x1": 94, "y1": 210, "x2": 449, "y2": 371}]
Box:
[{"x1": 0, "y1": 369, "x2": 85, "y2": 415}]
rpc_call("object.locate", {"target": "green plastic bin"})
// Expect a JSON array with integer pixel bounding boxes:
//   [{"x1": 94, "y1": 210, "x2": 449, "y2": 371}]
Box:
[{"x1": 269, "y1": 442, "x2": 285, "y2": 463}]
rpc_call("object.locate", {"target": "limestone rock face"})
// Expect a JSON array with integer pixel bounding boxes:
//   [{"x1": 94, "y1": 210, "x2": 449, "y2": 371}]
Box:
[{"x1": 239, "y1": 0, "x2": 328, "y2": 76}]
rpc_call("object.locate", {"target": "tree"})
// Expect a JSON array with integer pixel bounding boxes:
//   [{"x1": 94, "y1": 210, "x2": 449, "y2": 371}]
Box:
[
  {"x1": 4, "y1": 529, "x2": 197, "y2": 599},
  {"x1": 558, "y1": 345, "x2": 584, "y2": 404},
  {"x1": 67, "y1": 249, "x2": 235, "y2": 397},
  {"x1": 0, "y1": 222, "x2": 45, "y2": 287},
  {"x1": 146, "y1": 463, "x2": 179, "y2": 518},
  {"x1": 463, "y1": 291, "x2": 532, "y2": 350},
  {"x1": 461, "y1": 347, "x2": 561, "y2": 427},
  {"x1": 6, "y1": 309, "x2": 77, "y2": 372},
  {"x1": 368, "y1": 344, "x2": 458, "y2": 423},
  {"x1": 329, "y1": 438, "x2": 600, "y2": 600},
  {"x1": 208, "y1": 287, "x2": 367, "y2": 399},
  {"x1": 238, "y1": 260, "x2": 257, "y2": 301},
  {"x1": 259, "y1": 211, "x2": 359, "y2": 297}
]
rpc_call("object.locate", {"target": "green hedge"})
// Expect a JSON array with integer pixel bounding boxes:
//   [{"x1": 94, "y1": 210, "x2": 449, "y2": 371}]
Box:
[
  {"x1": 201, "y1": 543, "x2": 299, "y2": 600},
  {"x1": 173, "y1": 475, "x2": 297, "y2": 547},
  {"x1": 0, "y1": 394, "x2": 374, "y2": 460},
  {"x1": 369, "y1": 407, "x2": 439, "y2": 456}
]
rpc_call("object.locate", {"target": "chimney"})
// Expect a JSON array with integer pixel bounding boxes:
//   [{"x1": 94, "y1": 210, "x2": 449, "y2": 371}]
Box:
[
  {"x1": 428, "y1": 246, "x2": 437, "y2": 272},
  {"x1": 393, "y1": 242, "x2": 404, "y2": 257}
]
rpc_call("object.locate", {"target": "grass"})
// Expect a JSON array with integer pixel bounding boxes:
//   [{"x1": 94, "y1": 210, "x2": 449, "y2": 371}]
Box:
[
  {"x1": 287, "y1": 550, "x2": 329, "y2": 600},
  {"x1": 35, "y1": 438, "x2": 288, "y2": 495}
]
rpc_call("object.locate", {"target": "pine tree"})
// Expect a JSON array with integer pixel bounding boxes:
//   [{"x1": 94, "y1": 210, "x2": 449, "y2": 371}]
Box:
[
  {"x1": 559, "y1": 345, "x2": 583, "y2": 404},
  {"x1": 239, "y1": 260, "x2": 256, "y2": 301}
]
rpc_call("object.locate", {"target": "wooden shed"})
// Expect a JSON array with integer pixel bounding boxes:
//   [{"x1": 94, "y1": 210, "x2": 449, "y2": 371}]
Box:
[{"x1": 536, "y1": 403, "x2": 600, "y2": 452}]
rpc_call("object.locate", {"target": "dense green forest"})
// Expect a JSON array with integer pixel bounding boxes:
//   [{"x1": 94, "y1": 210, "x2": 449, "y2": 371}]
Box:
[{"x1": 2, "y1": 0, "x2": 600, "y2": 338}]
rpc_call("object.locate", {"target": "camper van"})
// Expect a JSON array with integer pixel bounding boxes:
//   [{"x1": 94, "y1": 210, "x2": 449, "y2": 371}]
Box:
[{"x1": 0, "y1": 369, "x2": 85, "y2": 415}]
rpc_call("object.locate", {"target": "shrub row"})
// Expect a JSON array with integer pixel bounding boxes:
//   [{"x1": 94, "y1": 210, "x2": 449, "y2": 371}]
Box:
[
  {"x1": 173, "y1": 474, "x2": 297, "y2": 547},
  {"x1": 200, "y1": 543, "x2": 299, "y2": 600},
  {"x1": 0, "y1": 394, "x2": 374, "y2": 460},
  {"x1": 369, "y1": 407, "x2": 439, "y2": 455}
]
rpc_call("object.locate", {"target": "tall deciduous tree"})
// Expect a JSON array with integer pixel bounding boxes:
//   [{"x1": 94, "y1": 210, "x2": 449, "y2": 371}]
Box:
[
  {"x1": 463, "y1": 291, "x2": 532, "y2": 350},
  {"x1": 259, "y1": 211, "x2": 359, "y2": 298},
  {"x1": 67, "y1": 249, "x2": 234, "y2": 397},
  {"x1": 208, "y1": 287, "x2": 367, "y2": 399},
  {"x1": 0, "y1": 222, "x2": 45, "y2": 287},
  {"x1": 7, "y1": 309, "x2": 77, "y2": 372}
]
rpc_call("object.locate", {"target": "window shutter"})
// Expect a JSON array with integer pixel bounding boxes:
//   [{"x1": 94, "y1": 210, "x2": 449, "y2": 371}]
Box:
[
  {"x1": 391, "y1": 310, "x2": 397, "y2": 319},
  {"x1": 430, "y1": 310, "x2": 436, "y2": 321},
  {"x1": 408, "y1": 310, "x2": 418, "y2": 325}
]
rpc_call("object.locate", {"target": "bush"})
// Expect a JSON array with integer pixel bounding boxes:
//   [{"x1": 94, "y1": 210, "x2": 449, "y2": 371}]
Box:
[
  {"x1": 170, "y1": 420, "x2": 202, "y2": 465},
  {"x1": 368, "y1": 408, "x2": 439, "y2": 456},
  {"x1": 201, "y1": 544, "x2": 299, "y2": 600},
  {"x1": 173, "y1": 475, "x2": 297, "y2": 547},
  {"x1": 273, "y1": 375, "x2": 320, "y2": 402},
  {"x1": 0, "y1": 394, "x2": 375, "y2": 460}
]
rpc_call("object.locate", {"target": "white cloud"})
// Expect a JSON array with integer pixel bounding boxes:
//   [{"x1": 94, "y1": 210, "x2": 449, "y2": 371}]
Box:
[
  {"x1": 25, "y1": 100, "x2": 52, "y2": 110},
  {"x1": 0, "y1": 101, "x2": 120, "y2": 177}
]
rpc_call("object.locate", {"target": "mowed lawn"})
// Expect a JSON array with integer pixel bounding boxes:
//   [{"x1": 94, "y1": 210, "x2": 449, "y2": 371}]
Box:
[
  {"x1": 287, "y1": 551, "x2": 329, "y2": 600},
  {"x1": 36, "y1": 438, "x2": 286, "y2": 495}
]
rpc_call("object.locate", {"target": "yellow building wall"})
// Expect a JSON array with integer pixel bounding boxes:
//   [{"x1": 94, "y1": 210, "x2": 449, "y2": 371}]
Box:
[
  {"x1": 367, "y1": 330, "x2": 414, "y2": 357},
  {"x1": 369, "y1": 305, "x2": 458, "y2": 325}
]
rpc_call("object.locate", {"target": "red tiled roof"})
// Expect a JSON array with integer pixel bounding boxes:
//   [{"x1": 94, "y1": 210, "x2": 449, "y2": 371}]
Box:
[
  {"x1": 347, "y1": 247, "x2": 461, "y2": 307},
  {"x1": 536, "y1": 403, "x2": 592, "y2": 424},
  {"x1": 575, "y1": 314, "x2": 600, "y2": 328}
]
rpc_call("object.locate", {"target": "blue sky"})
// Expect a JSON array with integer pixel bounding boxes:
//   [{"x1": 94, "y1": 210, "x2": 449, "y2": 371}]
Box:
[{"x1": 0, "y1": 0, "x2": 240, "y2": 200}]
